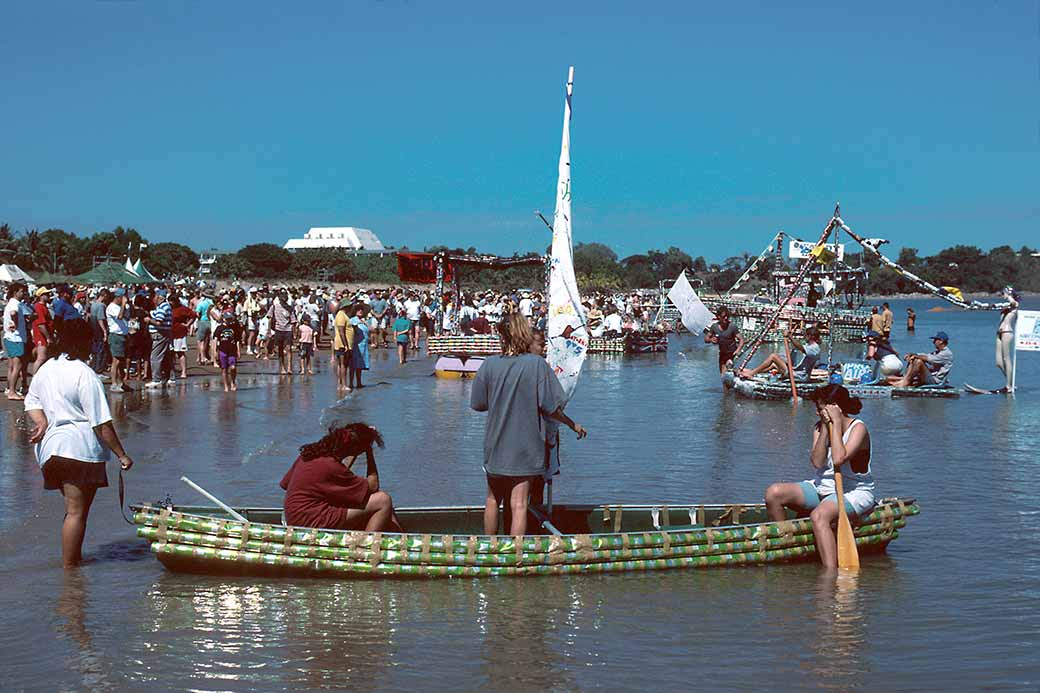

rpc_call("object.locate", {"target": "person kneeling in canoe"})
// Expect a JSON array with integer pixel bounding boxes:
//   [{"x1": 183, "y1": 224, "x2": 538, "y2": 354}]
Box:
[
  {"x1": 763, "y1": 385, "x2": 875, "y2": 568},
  {"x1": 280, "y1": 423, "x2": 403, "y2": 532},
  {"x1": 738, "y1": 328, "x2": 821, "y2": 381}
]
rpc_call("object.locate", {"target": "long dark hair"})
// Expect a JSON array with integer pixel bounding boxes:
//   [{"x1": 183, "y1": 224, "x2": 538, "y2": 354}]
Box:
[
  {"x1": 810, "y1": 384, "x2": 863, "y2": 416},
  {"x1": 54, "y1": 317, "x2": 92, "y2": 362},
  {"x1": 299, "y1": 422, "x2": 384, "y2": 461}
]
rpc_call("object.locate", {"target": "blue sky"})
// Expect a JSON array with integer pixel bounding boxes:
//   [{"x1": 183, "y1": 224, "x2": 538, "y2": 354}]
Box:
[{"x1": 2, "y1": 1, "x2": 1037, "y2": 261}]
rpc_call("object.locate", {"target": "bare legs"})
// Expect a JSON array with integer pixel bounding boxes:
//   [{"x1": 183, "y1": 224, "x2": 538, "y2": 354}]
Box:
[
  {"x1": 764, "y1": 481, "x2": 843, "y2": 568},
  {"x1": 5, "y1": 354, "x2": 24, "y2": 399},
  {"x1": 996, "y1": 332, "x2": 1014, "y2": 390},
  {"x1": 61, "y1": 483, "x2": 98, "y2": 568},
  {"x1": 810, "y1": 501, "x2": 840, "y2": 569},
  {"x1": 740, "y1": 354, "x2": 790, "y2": 379},
  {"x1": 889, "y1": 358, "x2": 928, "y2": 388},
  {"x1": 342, "y1": 491, "x2": 402, "y2": 532},
  {"x1": 483, "y1": 477, "x2": 532, "y2": 536}
]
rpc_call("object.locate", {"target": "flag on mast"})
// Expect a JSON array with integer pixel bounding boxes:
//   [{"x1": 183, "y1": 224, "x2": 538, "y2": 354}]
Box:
[
  {"x1": 546, "y1": 66, "x2": 587, "y2": 401},
  {"x1": 667, "y1": 271, "x2": 714, "y2": 336}
]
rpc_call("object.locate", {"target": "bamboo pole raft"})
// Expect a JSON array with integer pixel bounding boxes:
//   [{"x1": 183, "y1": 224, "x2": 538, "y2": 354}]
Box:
[{"x1": 131, "y1": 498, "x2": 918, "y2": 578}]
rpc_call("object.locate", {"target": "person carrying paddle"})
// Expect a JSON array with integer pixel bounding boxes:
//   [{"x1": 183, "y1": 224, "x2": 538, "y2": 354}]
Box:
[
  {"x1": 280, "y1": 423, "x2": 402, "y2": 532},
  {"x1": 763, "y1": 385, "x2": 875, "y2": 568}
]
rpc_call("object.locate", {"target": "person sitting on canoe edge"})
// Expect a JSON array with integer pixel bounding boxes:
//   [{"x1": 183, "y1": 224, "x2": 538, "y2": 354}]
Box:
[
  {"x1": 705, "y1": 307, "x2": 743, "y2": 374},
  {"x1": 737, "y1": 327, "x2": 821, "y2": 381},
  {"x1": 888, "y1": 331, "x2": 954, "y2": 388},
  {"x1": 280, "y1": 423, "x2": 403, "y2": 533},
  {"x1": 763, "y1": 384, "x2": 875, "y2": 568},
  {"x1": 864, "y1": 330, "x2": 903, "y2": 379},
  {"x1": 471, "y1": 313, "x2": 586, "y2": 537}
]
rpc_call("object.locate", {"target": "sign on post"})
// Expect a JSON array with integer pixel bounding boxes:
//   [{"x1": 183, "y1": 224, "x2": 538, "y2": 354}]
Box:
[{"x1": 1014, "y1": 310, "x2": 1040, "y2": 352}]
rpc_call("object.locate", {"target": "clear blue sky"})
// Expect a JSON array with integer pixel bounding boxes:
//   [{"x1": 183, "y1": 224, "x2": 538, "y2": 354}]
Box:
[{"x1": 3, "y1": 1, "x2": 1037, "y2": 262}]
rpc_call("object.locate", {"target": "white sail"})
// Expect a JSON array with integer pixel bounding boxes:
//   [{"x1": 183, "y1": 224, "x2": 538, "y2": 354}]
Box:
[{"x1": 546, "y1": 66, "x2": 587, "y2": 401}]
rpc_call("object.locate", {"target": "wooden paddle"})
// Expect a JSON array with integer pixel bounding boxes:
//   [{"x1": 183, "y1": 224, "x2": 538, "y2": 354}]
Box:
[
  {"x1": 783, "y1": 334, "x2": 798, "y2": 403},
  {"x1": 834, "y1": 469, "x2": 860, "y2": 569}
]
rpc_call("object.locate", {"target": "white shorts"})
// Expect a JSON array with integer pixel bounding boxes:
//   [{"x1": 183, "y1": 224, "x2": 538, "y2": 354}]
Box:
[
  {"x1": 172, "y1": 337, "x2": 188, "y2": 352},
  {"x1": 880, "y1": 354, "x2": 903, "y2": 376}
]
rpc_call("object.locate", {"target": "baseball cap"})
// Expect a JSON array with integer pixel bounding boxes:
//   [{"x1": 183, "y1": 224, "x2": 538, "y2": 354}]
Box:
[
  {"x1": 930, "y1": 331, "x2": 949, "y2": 342},
  {"x1": 114, "y1": 288, "x2": 127, "y2": 297},
  {"x1": 35, "y1": 287, "x2": 52, "y2": 297},
  {"x1": 155, "y1": 289, "x2": 168, "y2": 297},
  {"x1": 865, "y1": 330, "x2": 881, "y2": 339}
]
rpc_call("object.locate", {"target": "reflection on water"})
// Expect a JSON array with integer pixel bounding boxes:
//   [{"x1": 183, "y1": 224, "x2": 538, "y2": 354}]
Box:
[
  {"x1": 55, "y1": 571, "x2": 112, "y2": 690},
  {"x1": 1, "y1": 299, "x2": 1039, "y2": 689}
]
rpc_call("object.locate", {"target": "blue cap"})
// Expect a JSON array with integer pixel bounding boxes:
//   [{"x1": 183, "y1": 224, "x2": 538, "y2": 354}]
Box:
[
  {"x1": 930, "y1": 331, "x2": 949, "y2": 342},
  {"x1": 828, "y1": 371, "x2": 844, "y2": 384},
  {"x1": 114, "y1": 288, "x2": 126, "y2": 297},
  {"x1": 865, "y1": 330, "x2": 881, "y2": 339},
  {"x1": 155, "y1": 289, "x2": 168, "y2": 298}
]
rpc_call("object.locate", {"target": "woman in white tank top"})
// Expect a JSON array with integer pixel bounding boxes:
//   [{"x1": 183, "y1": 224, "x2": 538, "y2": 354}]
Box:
[{"x1": 764, "y1": 384, "x2": 875, "y2": 568}]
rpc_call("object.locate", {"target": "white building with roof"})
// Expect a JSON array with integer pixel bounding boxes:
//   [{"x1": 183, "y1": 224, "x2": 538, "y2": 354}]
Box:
[{"x1": 284, "y1": 227, "x2": 386, "y2": 253}]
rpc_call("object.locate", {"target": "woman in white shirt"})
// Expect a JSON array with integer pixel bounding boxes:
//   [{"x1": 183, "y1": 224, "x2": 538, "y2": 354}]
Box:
[
  {"x1": 4, "y1": 282, "x2": 30, "y2": 400},
  {"x1": 24, "y1": 319, "x2": 135, "y2": 568}
]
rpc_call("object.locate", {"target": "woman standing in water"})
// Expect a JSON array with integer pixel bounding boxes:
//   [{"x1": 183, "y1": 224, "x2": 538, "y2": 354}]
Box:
[
  {"x1": 763, "y1": 385, "x2": 875, "y2": 568},
  {"x1": 470, "y1": 313, "x2": 586, "y2": 536},
  {"x1": 350, "y1": 304, "x2": 371, "y2": 389},
  {"x1": 24, "y1": 319, "x2": 134, "y2": 567},
  {"x1": 996, "y1": 286, "x2": 1019, "y2": 393}
]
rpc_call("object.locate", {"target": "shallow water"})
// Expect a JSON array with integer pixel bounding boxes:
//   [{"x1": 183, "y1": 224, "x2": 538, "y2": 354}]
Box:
[{"x1": 1, "y1": 298, "x2": 1038, "y2": 690}]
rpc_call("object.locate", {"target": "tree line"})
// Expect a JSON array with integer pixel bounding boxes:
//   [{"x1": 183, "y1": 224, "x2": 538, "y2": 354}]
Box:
[{"x1": 2, "y1": 223, "x2": 1036, "y2": 294}]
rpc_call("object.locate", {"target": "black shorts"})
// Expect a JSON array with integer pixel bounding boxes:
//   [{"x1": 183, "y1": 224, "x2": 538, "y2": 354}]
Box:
[
  {"x1": 273, "y1": 331, "x2": 293, "y2": 348},
  {"x1": 486, "y1": 473, "x2": 539, "y2": 503},
  {"x1": 41, "y1": 456, "x2": 108, "y2": 490},
  {"x1": 719, "y1": 349, "x2": 736, "y2": 368}
]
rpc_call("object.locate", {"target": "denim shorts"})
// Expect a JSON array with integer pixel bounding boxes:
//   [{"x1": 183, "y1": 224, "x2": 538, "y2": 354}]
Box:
[{"x1": 798, "y1": 481, "x2": 855, "y2": 515}]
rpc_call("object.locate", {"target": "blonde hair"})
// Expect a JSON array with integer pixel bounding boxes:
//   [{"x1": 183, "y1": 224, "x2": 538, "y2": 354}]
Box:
[{"x1": 498, "y1": 313, "x2": 534, "y2": 356}]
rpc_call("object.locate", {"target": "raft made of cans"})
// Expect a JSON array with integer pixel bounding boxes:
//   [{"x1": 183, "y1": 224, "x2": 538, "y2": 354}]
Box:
[
  {"x1": 427, "y1": 334, "x2": 501, "y2": 356},
  {"x1": 130, "y1": 498, "x2": 918, "y2": 578},
  {"x1": 721, "y1": 370, "x2": 960, "y2": 401},
  {"x1": 588, "y1": 333, "x2": 669, "y2": 354}
]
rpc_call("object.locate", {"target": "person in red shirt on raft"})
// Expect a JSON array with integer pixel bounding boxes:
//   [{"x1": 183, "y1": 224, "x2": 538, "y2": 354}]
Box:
[{"x1": 280, "y1": 423, "x2": 402, "y2": 532}]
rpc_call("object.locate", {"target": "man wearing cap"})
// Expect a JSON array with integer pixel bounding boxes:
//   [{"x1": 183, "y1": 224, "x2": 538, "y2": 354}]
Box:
[
  {"x1": 144, "y1": 289, "x2": 174, "y2": 388},
  {"x1": 29, "y1": 287, "x2": 54, "y2": 375},
  {"x1": 107, "y1": 288, "x2": 131, "y2": 391},
  {"x1": 890, "y1": 331, "x2": 954, "y2": 388}
]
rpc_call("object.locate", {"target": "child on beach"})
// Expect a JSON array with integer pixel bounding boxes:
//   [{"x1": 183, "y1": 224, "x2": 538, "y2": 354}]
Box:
[
  {"x1": 257, "y1": 313, "x2": 270, "y2": 360},
  {"x1": 215, "y1": 312, "x2": 242, "y2": 392},
  {"x1": 298, "y1": 319, "x2": 317, "y2": 375},
  {"x1": 393, "y1": 314, "x2": 411, "y2": 364}
]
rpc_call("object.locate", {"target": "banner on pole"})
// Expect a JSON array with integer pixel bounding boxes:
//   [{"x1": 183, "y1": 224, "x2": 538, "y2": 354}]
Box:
[
  {"x1": 667, "y1": 271, "x2": 715, "y2": 335},
  {"x1": 1015, "y1": 310, "x2": 1040, "y2": 352},
  {"x1": 789, "y1": 240, "x2": 845, "y2": 262}
]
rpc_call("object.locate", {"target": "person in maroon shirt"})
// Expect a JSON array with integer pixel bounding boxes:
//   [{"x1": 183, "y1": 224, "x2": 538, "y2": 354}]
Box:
[
  {"x1": 170, "y1": 294, "x2": 195, "y2": 380},
  {"x1": 280, "y1": 423, "x2": 402, "y2": 532}
]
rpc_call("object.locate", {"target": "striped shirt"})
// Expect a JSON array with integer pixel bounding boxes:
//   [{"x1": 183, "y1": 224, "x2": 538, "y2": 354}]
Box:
[{"x1": 148, "y1": 300, "x2": 172, "y2": 335}]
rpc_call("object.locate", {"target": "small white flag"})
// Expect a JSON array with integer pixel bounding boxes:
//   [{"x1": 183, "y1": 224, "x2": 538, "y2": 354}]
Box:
[{"x1": 668, "y1": 271, "x2": 715, "y2": 335}]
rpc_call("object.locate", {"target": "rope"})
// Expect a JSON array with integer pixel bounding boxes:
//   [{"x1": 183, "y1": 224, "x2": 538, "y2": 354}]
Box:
[{"x1": 118, "y1": 469, "x2": 134, "y2": 525}]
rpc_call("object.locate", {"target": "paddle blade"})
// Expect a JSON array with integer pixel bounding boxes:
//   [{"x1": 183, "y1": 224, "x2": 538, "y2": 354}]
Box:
[{"x1": 834, "y1": 471, "x2": 860, "y2": 569}]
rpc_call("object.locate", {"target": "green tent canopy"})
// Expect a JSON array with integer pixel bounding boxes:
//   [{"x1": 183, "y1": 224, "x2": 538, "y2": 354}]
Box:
[
  {"x1": 132, "y1": 258, "x2": 160, "y2": 282},
  {"x1": 73, "y1": 262, "x2": 142, "y2": 285}
]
